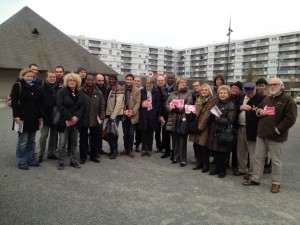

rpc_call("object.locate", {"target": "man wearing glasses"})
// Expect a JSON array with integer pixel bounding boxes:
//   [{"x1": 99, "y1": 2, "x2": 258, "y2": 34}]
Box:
[{"x1": 242, "y1": 78, "x2": 297, "y2": 193}]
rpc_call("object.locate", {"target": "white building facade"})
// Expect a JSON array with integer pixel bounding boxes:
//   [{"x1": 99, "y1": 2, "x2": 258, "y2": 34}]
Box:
[{"x1": 70, "y1": 31, "x2": 300, "y2": 84}]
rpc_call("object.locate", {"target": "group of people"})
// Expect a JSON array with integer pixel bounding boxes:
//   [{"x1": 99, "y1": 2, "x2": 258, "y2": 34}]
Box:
[{"x1": 10, "y1": 64, "x2": 297, "y2": 193}]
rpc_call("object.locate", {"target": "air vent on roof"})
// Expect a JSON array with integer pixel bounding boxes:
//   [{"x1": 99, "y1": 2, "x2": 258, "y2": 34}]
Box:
[{"x1": 32, "y1": 28, "x2": 39, "y2": 36}]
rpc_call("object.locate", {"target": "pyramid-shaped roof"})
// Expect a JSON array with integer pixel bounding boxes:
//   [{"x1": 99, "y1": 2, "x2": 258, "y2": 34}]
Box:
[{"x1": 0, "y1": 6, "x2": 118, "y2": 75}]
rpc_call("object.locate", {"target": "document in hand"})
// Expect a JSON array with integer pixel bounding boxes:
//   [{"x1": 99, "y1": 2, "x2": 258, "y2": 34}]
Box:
[
  {"x1": 170, "y1": 99, "x2": 184, "y2": 109},
  {"x1": 185, "y1": 105, "x2": 196, "y2": 114},
  {"x1": 210, "y1": 105, "x2": 222, "y2": 117},
  {"x1": 14, "y1": 121, "x2": 24, "y2": 133}
]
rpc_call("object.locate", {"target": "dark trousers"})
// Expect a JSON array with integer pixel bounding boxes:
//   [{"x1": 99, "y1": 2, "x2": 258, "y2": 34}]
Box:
[
  {"x1": 141, "y1": 130, "x2": 154, "y2": 152},
  {"x1": 79, "y1": 126, "x2": 98, "y2": 160},
  {"x1": 213, "y1": 151, "x2": 228, "y2": 174},
  {"x1": 161, "y1": 122, "x2": 171, "y2": 152},
  {"x1": 155, "y1": 121, "x2": 162, "y2": 149},
  {"x1": 194, "y1": 143, "x2": 209, "y2": 167},
  {"x1": 135, "y1": 123, "x2": 141, "y2": 147},
  {"x1": 231, "y1": 141, "x2": 238, "y2": 169},
  {"x1": 97, "y1": 123, "x2": 103, "y2": 153},
  {"x1": 122, "y1": 117, "x2": 136, "y2": 152},
  {"x1": 172, "y1": 132, "x2": 187, "y2": 163}
]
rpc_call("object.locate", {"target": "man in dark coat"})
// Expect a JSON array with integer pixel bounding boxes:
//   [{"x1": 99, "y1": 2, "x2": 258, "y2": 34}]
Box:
[
  {"x1": 37, "y1": 70, "x2": 60, "y2": 162},
  {"x1": 160, "y1": 73, "x2": 176, "y2": 159}
]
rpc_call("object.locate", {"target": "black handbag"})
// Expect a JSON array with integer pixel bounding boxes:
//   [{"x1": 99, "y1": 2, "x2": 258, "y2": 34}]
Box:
[
  {"x1": 103, "y1": 121, "x2": 119, "y2": 142},
  {"x1": 217, "y1": 125, "x2": 237, "y2": 145},
  {"x1": 186, "y1": 113, "x2": 200, "y2": 134},
  {"x1": 176, "y1": 116, "x2": 188, "y2": 136}
]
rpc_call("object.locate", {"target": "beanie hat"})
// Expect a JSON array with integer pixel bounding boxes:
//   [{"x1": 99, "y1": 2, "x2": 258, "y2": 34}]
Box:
[
  {"x1": 230, "y1": 81, "x2": 243, "y2": 91},
  {"x1": 77, "y1": 66, "x2": 87, "y2": 74}
]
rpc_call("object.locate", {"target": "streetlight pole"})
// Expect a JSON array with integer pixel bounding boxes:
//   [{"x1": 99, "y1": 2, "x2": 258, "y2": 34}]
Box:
[{"x1": 226, "y1": 17, "x2": 233, "y2": 85}]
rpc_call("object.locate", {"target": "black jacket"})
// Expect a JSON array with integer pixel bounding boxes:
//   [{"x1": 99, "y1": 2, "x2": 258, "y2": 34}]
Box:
[
  {"x1": 238, "y1": 93, "x2": 264, "y2": 141},
  {"x1": 160, "y1": 84, "x2": 175, "y2": 118},
  {"x1": 11, "y1": 79, "x2": 40, "y2": 132},
  {"x1": 56, "y1": 87, "x2": 84, "y2": 131},
  {"x1": 38, "y1": 82, "x2": 60, "y2": 126}
]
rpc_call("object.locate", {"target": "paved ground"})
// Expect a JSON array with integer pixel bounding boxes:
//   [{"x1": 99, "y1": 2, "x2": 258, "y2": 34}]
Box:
[{"x1": 0, "y1": 103, "x2": 299, "y2": 225}]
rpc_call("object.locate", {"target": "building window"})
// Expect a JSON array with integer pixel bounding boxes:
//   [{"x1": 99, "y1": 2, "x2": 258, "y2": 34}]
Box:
[{"x1": 103, "y1": 42, "x2": 107, "y2": 45}]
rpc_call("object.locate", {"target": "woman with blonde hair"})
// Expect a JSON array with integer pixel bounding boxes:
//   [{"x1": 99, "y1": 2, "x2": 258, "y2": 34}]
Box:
[
  {"x1": 56, "y1": 73, "x2": 84, "y2": 170},
  {"x1": 189, "y1": 83, "x2": 215, "y2": 172},
  {"x1": 11, "y1": 68, "x2": 41, "y2": 170}
]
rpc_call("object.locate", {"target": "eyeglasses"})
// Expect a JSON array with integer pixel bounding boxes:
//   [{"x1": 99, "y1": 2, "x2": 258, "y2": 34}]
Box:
[{"x1": 269, "y1": 83, "x2": 280, "y2": 87}]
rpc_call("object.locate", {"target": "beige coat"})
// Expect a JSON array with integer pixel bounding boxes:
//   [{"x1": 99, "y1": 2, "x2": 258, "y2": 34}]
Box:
[
  {"x1": 121, "y1": 85, "x2": 141, "y2": 124},
  {"x1": 105, "y1": 83, "x2": 124, "y2": 120},
  {"x1": 189, "y1": 97, "x2": 215, "y2": 146}
]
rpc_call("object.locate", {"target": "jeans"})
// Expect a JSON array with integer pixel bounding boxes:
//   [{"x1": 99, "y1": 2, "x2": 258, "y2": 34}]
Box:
[
  {"x1": 57, "y1": 126, "x2": 79, "y2": 164},
  {"x1": 122, "y1": 117, "x2": 136, "y2": 152},
  {"x1": 38, "y1": 125, "x2": 58, "y2": 158},
  {"x1": 16, "y1": 131, "x2": 38, "y2": 167},
  {"x1": 97, "y1": 123, "x2": 103, "y2": 153},
  {"x1": 79, "y1": 126, "x2": 98, "y2": 160},
  {"x1": 107, "y1": 116, "x2": 120, "y2": 155}
]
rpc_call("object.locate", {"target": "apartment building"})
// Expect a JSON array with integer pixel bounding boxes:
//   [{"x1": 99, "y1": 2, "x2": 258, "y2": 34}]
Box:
[
  {"x1": 70, "y1": 31, "x2": 300, "y2": 84},
  {"x1": 69, "y1": 35, "x2": 175, "y2": 76}
]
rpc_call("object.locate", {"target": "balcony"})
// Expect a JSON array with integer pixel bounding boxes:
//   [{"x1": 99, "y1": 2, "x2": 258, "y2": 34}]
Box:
[
  {"x1": 279, "y1": 62, "x2": 300, "y2": 67},
  {"x1": 279, "y1": 46, "x2": 300, "y2": 51},
  {"x1": 279, "y1": 53, "x2": 300, "y2": 59},
  {"x1": 279, "y1": 37, "x2": 300, "y2": 44},
  {"x1": 121, "y1": 47, "x2": 132, "y2": 51}
]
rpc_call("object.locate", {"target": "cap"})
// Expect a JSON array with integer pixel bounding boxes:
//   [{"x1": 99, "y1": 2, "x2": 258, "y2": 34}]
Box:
[
  {"x1": 230, "y1": 81, "x2": 243, "y2": 91},
  {"x1": 243, "y1": 82, "x2": 256, "y2": 94}
]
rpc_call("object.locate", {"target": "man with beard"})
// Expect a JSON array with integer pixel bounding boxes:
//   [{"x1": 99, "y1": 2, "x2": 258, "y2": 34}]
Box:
[
  {"x1": 160, "y1": 73, "x2": 176, "y2": 159},
  {"x1": 79, "y1": 75, "x2": 105, "y2": 164},
  {"x1": 243, "y1": 78, "x2": 297, "y2": 193},
  {"x1": 95, "y1": 73, "x2": 108, "y2": 156},
  {"x1": 120, "y1": 74, "x2": 141, "y2": 158},
  {"x1": 55, "y1": 66, "x2": 65, "y2": 89}
]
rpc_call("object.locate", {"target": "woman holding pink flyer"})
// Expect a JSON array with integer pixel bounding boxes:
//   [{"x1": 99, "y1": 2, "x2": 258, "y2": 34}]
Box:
[{"x1": 165, "y1": 76, "x2": 193, "y2": 167}]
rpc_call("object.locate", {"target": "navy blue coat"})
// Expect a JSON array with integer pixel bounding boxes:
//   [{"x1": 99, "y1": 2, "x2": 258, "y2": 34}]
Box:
[{"x1": 138, "y1": 87, "x2": 161, "y2": 131}]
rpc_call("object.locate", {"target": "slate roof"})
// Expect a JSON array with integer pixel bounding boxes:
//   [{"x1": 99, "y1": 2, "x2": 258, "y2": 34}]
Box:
[{"x1": 0, "y1": 6, "x2": 118, "y2": 75}]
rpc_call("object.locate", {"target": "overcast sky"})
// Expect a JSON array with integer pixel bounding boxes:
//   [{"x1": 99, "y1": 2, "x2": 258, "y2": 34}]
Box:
[{"x1": 1, "y1": 0, "x2": 300, "y2": 49}]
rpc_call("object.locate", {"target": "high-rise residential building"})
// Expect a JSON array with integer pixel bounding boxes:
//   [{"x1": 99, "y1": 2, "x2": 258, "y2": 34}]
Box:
[{"x1": 70, "y1": 31, "x2": 300, "y2": 84}]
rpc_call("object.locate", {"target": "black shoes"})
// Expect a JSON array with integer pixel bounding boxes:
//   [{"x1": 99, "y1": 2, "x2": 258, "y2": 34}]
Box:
[
  {"x1": 201, "y1": 166, "x2": 209, "y2": 173},
  {"x1": 90, "y1": 158, "x2": 100, "y2": 163},
  {"x1": 218, "y1": 172, "x2": 226, "y2": 178},
  {"x1": 192, "y1": 164, "x2": 203, "y2": 170},
  {"x1": 57, "y1": 163, "x2": 64, "y2": 170},
  {"x1": 180, "y1": 162, "x2": 186, "y2": 167},
  {"x1": 209, "y1": 170, "x2": 219, "y2": 175},
  {"x1": 233, "y1": 171, "x2": 247, "y2": 176},
  {"x1": 37, "y1": 156, "x2": 43, "y2": 163},
  {"x1": 29, "y1": 163, "x2": 40, "y2": 167},
  {"x1": 70, "y1": 162, "x2": 81, "y2": 168},
  {"x1": 47, "y1": 155, "x2": 58, "y2": 160},
  {"x1": 80, "y1": 159, "x2": 86, "y2": 164},
  {"x1": 18, "y1": 166, "x2": 29, "y2": 170},
  {"x1": 171, "y1": 160, "x2": 178, "y2": 164},
  {"x1": 161, "y1": 153, "x2": 170, "y2": 158}
]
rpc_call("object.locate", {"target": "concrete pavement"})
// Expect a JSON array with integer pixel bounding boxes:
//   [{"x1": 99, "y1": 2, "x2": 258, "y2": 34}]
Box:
[{"x1": 0, "y1": 104, "x2": 299, "y2": 225}]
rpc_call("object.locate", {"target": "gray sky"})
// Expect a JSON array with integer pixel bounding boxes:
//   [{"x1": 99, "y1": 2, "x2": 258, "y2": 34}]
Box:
[{"x1": 1, "y1": 0, "x2": 300, "y2": 49}]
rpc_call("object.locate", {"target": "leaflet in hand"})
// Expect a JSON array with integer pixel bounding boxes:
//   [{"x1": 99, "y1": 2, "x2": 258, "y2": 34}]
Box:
[
  {"x1": 264, "y1": 105, "x2": 275, "y2": 115},
  {"x1": 170, "y1": 99, "x2": 184, "y2": 109},
  {"x1": 144, "y1": 99, "x2": 152, "y2": 107},
  {"x1": 66, "y1": 120, "x2": 73, "y2": 126},
  {"x1": 210, "y1": 105, "x2": 222, "y2": 117},
  {"x1": 159, "y1": 116, "x2": 165, "y2": 126},
  {"x1": 14, "y1": 121, "x2": 24, "y2": 133},
  {"x1": 185, "y1": 105, "x2": 196, "y2": 114}
]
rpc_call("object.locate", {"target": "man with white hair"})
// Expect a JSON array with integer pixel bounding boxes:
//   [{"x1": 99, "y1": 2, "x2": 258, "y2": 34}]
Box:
[{"x1": 242, "y1": 78, "x2": 297, "y2": 193}]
